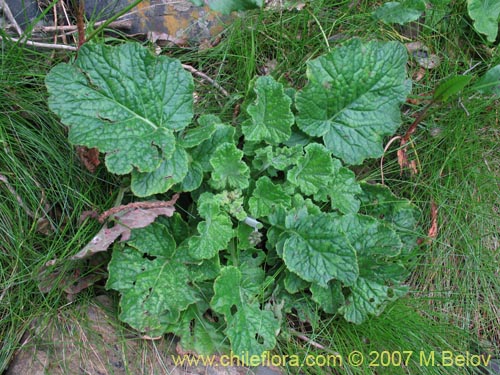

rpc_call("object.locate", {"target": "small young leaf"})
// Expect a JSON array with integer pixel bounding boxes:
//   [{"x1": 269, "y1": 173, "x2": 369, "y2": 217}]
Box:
[
  {"x1": 473, "y1": 65, "x2": 500, "y2": 95},
  {"x1": 242, "y1": 76, "x2": 294, "y2": 145},
  {"x1": 209, "y1": 143, "x2": 250, "y2": 190},
  {"x1": 315, "y1": 159, "x2": 362, "y2": 214},
  {"x1": 467, "y1": 0, "x2": 500, "y2": 43},
  {"x1": 191, "y1": 122, "x2": 235, "y2": 171},
  {"x1": 197, "y1": 192, "x2": 224, "y2": 218},
  {"x1": 433, "y1": 75, "x2": 473, "y2": 102},
  {"x1": 284, "y1": 271, "x2": 310, "y2": 294},
  {"x1": 177, "y1": 160, "x2": 204, "y2": 192},
  {"x1": 178, "y1": 116, "x2": 217, "y2": 148},
  {"x1": 249, "y1": 176, "x2": 291, "y2": 218},
  {"x1": 296, "y1": 39, "x2": 410, "y2": 165},
  {"x1": 131, "y1": 145, "x2": 189, "y2": 197},
  {"x1": 188, "y1": 212, "x2": 234, "y2": 260},
  {"x1": 373, "y1": 0, "x2": 426, "y2": 25},
  {"x1": 211, "y1": 266, "x2": 279, "y2": 357},
  {"x1": 252, "y1": 145, "x2": 303, "y2": 176},
  {"x1": 46, "y1": 43, "x2": 193, "y2": 175},
  {"x1": 310, "y1": 281, "x2": 345, "y2": 314},
  {"x1": 287, "y1": 143, "x2": 334, "y2": 195}
]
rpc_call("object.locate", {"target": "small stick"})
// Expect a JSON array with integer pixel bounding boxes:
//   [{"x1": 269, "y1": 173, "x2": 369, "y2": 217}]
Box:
[
  {"x1": 76, "y1": 0, "x2": 85, "y2": 48},
  {"x1": 380, "y1": 135, "x2": 402, "y2": 185},
  {"x1": 98, "y1": 194, "x2": 179, "y2": 223},
  {"x1": 289, "y1": 328, "x2": 341, "y2": 356},
  {"x1": 182, "y1": 63, "x2": 230, "y2": 97},
  {"x1": 53, "y1": 0, "x2": 63, "y2": 44},
  {"x1": 402, "y1": 101, "x2": 433, "y2": 143},
  {"x1": 1, "y1": 0, "x2": 23, "y2": 36},
  {"x1": 0, "y1": 174, "x2": 34, "y2": 218},
  {"x1": 36, "y1": 19, "x2": 132, "y2": 32},
  {"x1": 59, "y1": 0, "x2": 77, "y2": 44},
  {"x1": 0, "y1": 35, "x2": 77, "y2": 50}
]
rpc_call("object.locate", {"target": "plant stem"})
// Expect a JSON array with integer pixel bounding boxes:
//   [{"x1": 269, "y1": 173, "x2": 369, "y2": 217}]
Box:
[
  {"x1": 402, "y1": 100, "x2": 435, "y2": 143},
  {"x1": 228, "y1": 240, "x2": 238, "y2": 267}
]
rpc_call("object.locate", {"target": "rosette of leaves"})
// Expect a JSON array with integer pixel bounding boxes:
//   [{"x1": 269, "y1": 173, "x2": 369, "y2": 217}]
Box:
[{"x1": 46, "y1": 40, "x2": 420, "y2": 359}]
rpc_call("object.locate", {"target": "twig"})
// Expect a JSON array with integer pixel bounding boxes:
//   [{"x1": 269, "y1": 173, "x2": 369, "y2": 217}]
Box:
[
  {"x1": 0, "y1": 35, "x2": 77, "y2": 50},
  {"x1": 59, "y1": 0, "x2": 77, "y2": 44},
  {"x1": 289, "y1": 328, "x2": 341, "y2": 356},
  {"x1": 380, "y1": 135, "x2": 402, "y2": 185},
  {"x1": 1, "y1": 0, "x2": 23, "y2": 36},
  {"x1": 0, "y1": 174, "x2": 34, "y2": 218},
  {"x1": 35, "y1": 19, "x2": 132, "y2": 32},
  {"x1": 182, "y1": 64, "x2": 230, "y2": 97},
  {"x1": 53, "y1": 0, "x2": 63, "y2": 44},
  {"x1": 99, "y1": 194, "x2": 179, "y2": 223},
  {"x1": 76, "y1": 0, "x2": 85, "y2": 47},
  {"x1": 458, "y1": 97, "x2": 470, "y2": 116},
  {"x1": 402, "y1": 101, "x2": 433, "y2": 143}
]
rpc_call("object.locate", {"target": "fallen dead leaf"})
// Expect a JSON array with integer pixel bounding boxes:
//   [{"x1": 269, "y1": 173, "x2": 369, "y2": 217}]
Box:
[
  {"x1": 73, "y1": 194, "x2": 179, "y2": 260},
  {"x1": 413, "y1": 67, "x2": 426, "y2": 82},
  {"x1": 428, "y1": 201, "x2": 438, "y2": 239},
  {"x1": 76, "y1": 146, "x2": 100, "y2": 173},
  {"x1": 147, "y1": 31, "x2": 186, "y2": 46},
  {"x1": 397, "y1": 146, "x2": 408, "y2": 174}
]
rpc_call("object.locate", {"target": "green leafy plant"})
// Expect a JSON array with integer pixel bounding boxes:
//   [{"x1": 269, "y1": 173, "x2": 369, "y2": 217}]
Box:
[
  {"x1": 467, "y1": 0, "x2": 500, "y2": 43},
  {"x1": 374, "y1": 0, "x2": 500, "y2": 42},
  {"x1": 45, "y1": 40, "x2": 421, "y2": 358},
  {"x1": 373, "y1": 0, "x2": 428, "y2": 25},
  {"x1": 190, "y1": 0, "x2": 263, "y2": 14}
]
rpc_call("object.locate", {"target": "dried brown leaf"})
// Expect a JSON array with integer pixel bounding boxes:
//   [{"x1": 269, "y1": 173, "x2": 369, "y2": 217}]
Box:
[
  {"x1": 72, "y1": 196, "x2": 178, "y2": 260},
  {"x1": 428, "y1": 201, "x2": 438, "y2": 239},
  {"x1": 147, "y1": 31, "x2": 186, "y2": 46},
  {"x1": 78, "y1": 210, "x2": 99, "y2": 224},
  {"x1": 397, "y1": 147, "x2": 408, "y2": 173},
  {"x1": 76, "y1": 146, "x2": 100, "y2": 173}
]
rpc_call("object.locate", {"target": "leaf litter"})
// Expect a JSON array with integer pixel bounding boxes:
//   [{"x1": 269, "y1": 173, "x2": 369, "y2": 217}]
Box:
[
  {"x1": 73, "y1": 194, "x2": 179, "y2": 260},
  {"x1": 37, "y1": 195, "x2": 179, "y2": 301}
]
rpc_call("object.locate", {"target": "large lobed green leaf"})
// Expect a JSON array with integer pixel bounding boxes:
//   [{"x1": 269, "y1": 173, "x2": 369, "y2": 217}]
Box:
[
  {"x1": 373, "y1": 0, "x2": 426, "y2": 25},
  {"x1": 467, "y1": 0, "x2": 500, "y2": 43},
  {"x1": 188, "y1": 193, "x2": 234, "y2": 260},
  {"x1": 131, "y1": 145, "x2": 189, "y2": 197},
  {"x1": 287, "y1": 143, "x2": 334, "y2": 195},
  {"x1": 282, "y1": 213, "x2": 359, "y2": 288},
  {"x1": 210, "y1": 267, "x2": 280, "y2": 357},
  {"x1": 46, "y1": 43, "x2": 194, "y2": 176},
  {"x1": 106, "y1": 223, "x2": 198, "y2": 336},
  {"x1": 242, "y1": 76, "x2": 294, "y2": 145},
  {"x1": 474, "y1": 65, "x2": 500, "y2": 95},
  {"x1": 209, "y1": 143, "x2": 250, "y2": 190},
  {"x1": 249, "y1": 176, "x2": 291, "y2": 218},
  {"x1": 295, "y1": 39, "x2": 411, "y2": 165}
]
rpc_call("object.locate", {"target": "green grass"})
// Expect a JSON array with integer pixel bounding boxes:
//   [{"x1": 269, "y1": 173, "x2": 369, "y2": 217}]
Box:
[
  {"x1": 1, "y1": 1, "x2": 499, "y2": 374},
  {"x1": 0, "y1": 42, "x2": 117, "y2": 372}
]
